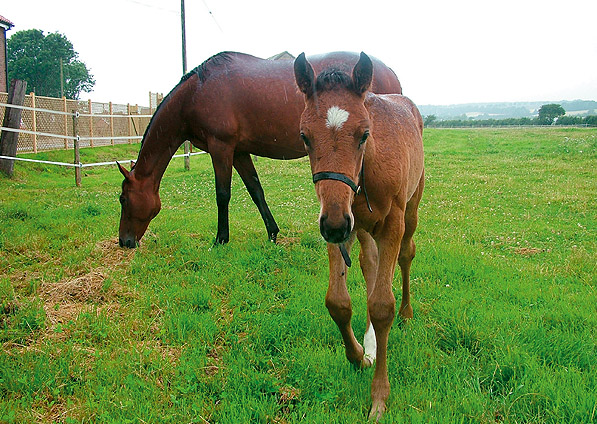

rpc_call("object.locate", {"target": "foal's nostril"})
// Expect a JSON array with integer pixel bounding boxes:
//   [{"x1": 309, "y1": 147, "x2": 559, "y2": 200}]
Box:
[
  {"x1": 319, "y1": 212, "x2": 352, "y2": 244},
  {"x1": 119, "y1": 238, "x2": 124, "y2": 248}
]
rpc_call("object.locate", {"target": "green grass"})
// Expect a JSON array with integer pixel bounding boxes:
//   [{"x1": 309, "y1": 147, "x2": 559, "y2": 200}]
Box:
[{"x1": 1, "y1": 128, "x2": 595, "y2": 423}]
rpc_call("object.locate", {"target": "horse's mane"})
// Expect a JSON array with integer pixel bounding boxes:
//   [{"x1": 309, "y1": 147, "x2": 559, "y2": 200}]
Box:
[
  {"x1": 315, "y1": 68, "x2": 354, "y2": 93},
  {"x1": 140, "y1": 52, "x2": 237, "y2": 147}
]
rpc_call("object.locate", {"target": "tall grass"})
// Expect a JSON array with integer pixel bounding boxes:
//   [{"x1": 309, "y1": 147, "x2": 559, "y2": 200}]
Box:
[{"x1": 1, "y1": 128, "x2": 595, "y2": 423}]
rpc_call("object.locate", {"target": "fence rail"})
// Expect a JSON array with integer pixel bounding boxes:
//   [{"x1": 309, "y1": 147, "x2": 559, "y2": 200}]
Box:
[{"x1": 0, "y1": 91, "x2": 163, "y2": 153}]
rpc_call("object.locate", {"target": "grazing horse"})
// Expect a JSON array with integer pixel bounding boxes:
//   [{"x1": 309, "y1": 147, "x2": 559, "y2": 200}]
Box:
[
  {"x1": 294, "y1": 52, "x2": 424, "y2": 420},
  {"x1": 117, "y1": 51, "x2": 402, "y2": 248}
]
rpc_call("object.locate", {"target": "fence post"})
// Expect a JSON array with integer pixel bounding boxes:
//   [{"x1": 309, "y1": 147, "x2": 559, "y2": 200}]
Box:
[
  {"x1": 127, "y1": 103, "x2": 132, "y2": 144},
  {"x1": 184, "y1": 140, "x2": 190, "y2": 170},
  {"x1": 0, "y1": 79, "x2": 28, "y2": 177},
  {"x1": 109, "y1": 101, "x2": 114, "y2": 146},
  {"x1": 63, "y1": 97, "x2": 68, "y2": 148},
  {"x1": 88, "y1": 99, "x2": 93, "y2": 148},
  {"x1": 31, "y1": 92, "x2": 37, "y2": 153},
  {"x1": 72, "y1": 110, "x2": 81, "y2": 187}
]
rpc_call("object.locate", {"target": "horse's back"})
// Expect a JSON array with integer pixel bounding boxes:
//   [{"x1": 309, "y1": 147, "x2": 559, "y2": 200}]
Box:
[{"x1": 367, "y1": 94, "x2": 424, "y2": 199}]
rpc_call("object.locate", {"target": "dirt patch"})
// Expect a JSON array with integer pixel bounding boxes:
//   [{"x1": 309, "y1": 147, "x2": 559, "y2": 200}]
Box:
[{"x1": 512, "y1": 247, "x2": 544, "y2": 256}]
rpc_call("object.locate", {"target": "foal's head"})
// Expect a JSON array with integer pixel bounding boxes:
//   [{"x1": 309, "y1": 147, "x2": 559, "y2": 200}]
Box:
[
  {"x1": 117, "y1": 163, "x2": 161, "y2": 248},
  {"x1": 294, "y1": 52, "x2": 373, "y2": 244}
]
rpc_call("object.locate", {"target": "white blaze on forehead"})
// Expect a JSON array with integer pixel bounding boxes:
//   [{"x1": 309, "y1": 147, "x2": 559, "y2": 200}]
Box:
[{"x1": 326, "y1": 106, "x2": 350, "y2": 130}]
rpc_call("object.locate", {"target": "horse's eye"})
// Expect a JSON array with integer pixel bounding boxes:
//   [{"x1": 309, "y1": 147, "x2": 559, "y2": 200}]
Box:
[
  {"x1": 119, "y1": 195, "x2": 126, "y2": 206},
  {"x1": 360, "y1": 130, "x2": 369, "y2": 146},
  {"x1": 300, "y1": 132, "x2": 311, "y2": 147}
]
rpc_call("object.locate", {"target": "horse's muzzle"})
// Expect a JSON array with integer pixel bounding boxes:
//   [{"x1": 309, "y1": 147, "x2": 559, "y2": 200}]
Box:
[
  {"x1": 119, "y1": 237, "x2": 138, "y2": 249},
  {"x1": 320, "y1": 213, "x2": 352, "y2": 244}
]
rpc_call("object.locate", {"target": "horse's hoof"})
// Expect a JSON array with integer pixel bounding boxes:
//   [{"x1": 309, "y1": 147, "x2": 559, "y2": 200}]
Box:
[
  {"x1": 361, "y1": 355, "x2": 375, "y2": 369},
  {"x1": 368, "y1": 401, "x2": 386, "y2": 422},
  {"x1": 213, "y1": 236, "x2": 229, "y2": 246}
]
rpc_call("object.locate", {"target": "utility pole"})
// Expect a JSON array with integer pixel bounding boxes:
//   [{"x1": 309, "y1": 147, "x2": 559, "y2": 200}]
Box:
[
  {"x1": 60, "y1": 58, "x2": 64, "y2": 98},
  {"x1": 181, "y1": 0, "x2": 190, "y2": 170}
]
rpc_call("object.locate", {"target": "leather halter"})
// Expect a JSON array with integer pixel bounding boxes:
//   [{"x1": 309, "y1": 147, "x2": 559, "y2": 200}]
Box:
[
  {"x1": 312, "y1": 158, "x2": 372, "y2": 213},
  {"x1": 312, "y1": 158, "x2": 373, "y2": 267}
]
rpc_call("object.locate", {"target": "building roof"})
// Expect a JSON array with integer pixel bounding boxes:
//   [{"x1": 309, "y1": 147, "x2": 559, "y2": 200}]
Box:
[
  {"x1": 0, "y1": 15, "x2": 14, "y2": 30},
  {"x1": 268, "y1": 51, "x2": 295, "y2": 61}
]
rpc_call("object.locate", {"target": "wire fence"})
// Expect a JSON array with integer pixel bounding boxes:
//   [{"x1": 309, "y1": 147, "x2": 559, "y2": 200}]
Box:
[
  {"x1": 0, "y1": 91, "x2": 164, "y2": 153},
  {"x1": 0, "y1": 91, "x2": 211, "y2": 186}
]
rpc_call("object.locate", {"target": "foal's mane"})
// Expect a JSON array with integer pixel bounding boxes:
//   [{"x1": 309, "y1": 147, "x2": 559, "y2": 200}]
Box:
[
  {"x1": 140, "y1": 52, "x2": 237, "y2": 146},
  {"x1": 315, "y1": 68, "x2": 354, "y2": 93}
]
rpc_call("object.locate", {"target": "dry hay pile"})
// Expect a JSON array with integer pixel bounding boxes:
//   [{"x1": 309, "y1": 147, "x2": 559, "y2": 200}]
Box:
[{"x1": 38, "y1": 238, "x2": 136, "y2": 338}]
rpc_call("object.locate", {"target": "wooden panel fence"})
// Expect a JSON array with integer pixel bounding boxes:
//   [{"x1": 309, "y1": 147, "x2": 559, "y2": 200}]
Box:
[{"x1": 0, "y1": 91, "x2": 163, "y2": 153}]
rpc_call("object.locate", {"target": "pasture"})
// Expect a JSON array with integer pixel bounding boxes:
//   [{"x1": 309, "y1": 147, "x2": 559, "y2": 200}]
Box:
[{"x1": 0, "y1": 127, "x2": 595, "y2": 423}]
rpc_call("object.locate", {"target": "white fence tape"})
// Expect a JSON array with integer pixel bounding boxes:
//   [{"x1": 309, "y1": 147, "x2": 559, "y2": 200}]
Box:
[
  {"x1": 0, "y1": 151, "x2": 206, "y2": 169},
  {"x1": 0, "y1": 102, "x2": 75, "y2": 116},
  {"x1": 0, "y1": 102, "x2": 153, "y2": 119},
  {"x1": 1, "y1": 126, "x2": 77, "y2": 140}
]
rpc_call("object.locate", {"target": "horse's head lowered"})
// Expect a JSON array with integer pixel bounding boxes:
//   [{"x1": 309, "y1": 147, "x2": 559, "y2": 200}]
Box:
[
  {"x1": 117, "y1": 163, "x2": 161, "y2": 248},
  {"x1": 294, "y1": 52, "x2": 373, "y2": 244}
]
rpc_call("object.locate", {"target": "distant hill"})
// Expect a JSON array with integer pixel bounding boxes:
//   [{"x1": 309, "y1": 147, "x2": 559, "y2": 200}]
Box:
[{"x1": 419, "y1": 100, "x2": 597, "y2": 120}]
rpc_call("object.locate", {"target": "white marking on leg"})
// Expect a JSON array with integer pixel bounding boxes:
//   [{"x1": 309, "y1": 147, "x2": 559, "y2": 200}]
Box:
[
  {"x1": 326, "y1": 106, "x2": 349, "y2": 130},
  {"x1": 363, "y1": 322, "x2": 377, "y2": 364}
]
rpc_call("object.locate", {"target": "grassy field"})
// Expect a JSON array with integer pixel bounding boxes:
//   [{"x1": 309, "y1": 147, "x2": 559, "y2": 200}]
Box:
[{"x1": 1, "y1": 128, "x2": 595, "y2": 423}]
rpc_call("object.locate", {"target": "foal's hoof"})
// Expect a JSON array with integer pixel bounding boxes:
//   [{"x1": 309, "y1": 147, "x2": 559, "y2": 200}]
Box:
[
  {"x1": 361, "y1": 355, "x2": 375, "y2": 369},
  {"x1": 368, "y1": 400, "x2": 386, "y2": 422}
]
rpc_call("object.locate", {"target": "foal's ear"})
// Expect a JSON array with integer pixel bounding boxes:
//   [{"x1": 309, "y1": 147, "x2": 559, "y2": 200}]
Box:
[
  {"x1": 352, "y1": 52, "x2": 373, "y2": 95},
  {"x1": 116, "y1": 161, "x2": 130, "y2": 179},
  {"x1": 294, "y1": 52, "x2": 315, "y2": 98}
]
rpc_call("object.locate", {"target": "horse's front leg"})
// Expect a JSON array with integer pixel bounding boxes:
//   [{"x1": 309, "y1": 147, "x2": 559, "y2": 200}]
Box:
[
  {"x1": 208, "y1": 138, "x2": 234, "y2": 244},
  {"x1": 233, "y1": 152, "x2": 279, "y2": 242},
  {"x1": 368, "y1": 207, "x2": 404, "y2": 421},
  {"x1": 325, "y1": 234, "x2": 365, "y2": 366}
]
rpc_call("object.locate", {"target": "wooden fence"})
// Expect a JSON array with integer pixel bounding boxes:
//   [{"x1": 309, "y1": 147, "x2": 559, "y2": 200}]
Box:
[{"x1": 0, "y1": 91, "x2": 163, "y2": 153}]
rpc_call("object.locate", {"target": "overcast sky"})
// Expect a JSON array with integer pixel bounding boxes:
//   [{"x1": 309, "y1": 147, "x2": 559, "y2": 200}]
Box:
[{"x1": 3, "y1": 0, "x2": 597, "y2": 106}]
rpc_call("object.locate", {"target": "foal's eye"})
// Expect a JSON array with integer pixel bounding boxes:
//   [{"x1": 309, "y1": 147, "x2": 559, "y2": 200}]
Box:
[
  {"x1": 300, "y1": 132, "x2": 311, "y2": 147},
  {"x1": 119, "y1": 195, "x2": 126, "y2": 206},
  {"x1": 360, "y1": 130, "x2": 370, "y2": 146}
]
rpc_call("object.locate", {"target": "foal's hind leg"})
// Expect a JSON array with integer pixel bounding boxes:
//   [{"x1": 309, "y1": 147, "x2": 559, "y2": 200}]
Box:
[
  {"x1": 207, "y1": 138, "x2": 234, "y2": 244},
  {"x1": 398, "y1": 174, "x2": 424, "y2": 320},
  {"x1": 325, "y1": 233, "x2": 365, "y2": 365},
  {"x1": 233, "y1": 152, "x2": 280, "y2": 243}
]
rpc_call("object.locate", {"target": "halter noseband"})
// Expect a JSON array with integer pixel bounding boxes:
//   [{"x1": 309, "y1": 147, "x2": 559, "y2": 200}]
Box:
[
  {"x1": 312, "y1": 159, "x2": 373, "y2": 268},
  {"x1": 311, "y1": 158, "x2": 372, "y2": 213}
]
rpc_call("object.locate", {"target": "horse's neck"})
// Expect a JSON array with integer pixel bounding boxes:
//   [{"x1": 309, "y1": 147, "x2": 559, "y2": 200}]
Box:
[{"x1": 132, "y1": 124, "x2": 185, "y2": 189}]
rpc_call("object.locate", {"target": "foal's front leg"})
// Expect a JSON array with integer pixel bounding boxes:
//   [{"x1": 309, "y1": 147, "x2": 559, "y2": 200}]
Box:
[
  {"x1": 368, "y1": 208, "x2": 404, "y2": 421},
  {"x1": 325, "y1": 236, "x2": 364, "y2": 365}
]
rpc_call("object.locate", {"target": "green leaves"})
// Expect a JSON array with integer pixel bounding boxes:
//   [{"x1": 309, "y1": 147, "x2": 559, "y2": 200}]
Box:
[{"x1": 7, "y1": 29, "x2": 95, "y2": 99}]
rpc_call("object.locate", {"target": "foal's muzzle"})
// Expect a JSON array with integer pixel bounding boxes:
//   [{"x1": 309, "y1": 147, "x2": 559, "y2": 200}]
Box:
[{"x1": 320, "y1": 212, "x2": 352, "y2": 244}]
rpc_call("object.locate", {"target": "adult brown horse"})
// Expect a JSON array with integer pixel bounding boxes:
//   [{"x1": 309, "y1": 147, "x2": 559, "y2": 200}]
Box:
[
  {"x1": 294, "y1": 52, "x2": 424, "y2": 420},
  {"x1": 117, "y1": 51, "x2": 402, "y2": 248}
]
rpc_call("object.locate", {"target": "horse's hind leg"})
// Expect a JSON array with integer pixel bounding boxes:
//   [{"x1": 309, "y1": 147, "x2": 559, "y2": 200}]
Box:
[
  {"x1": 398, "y1": 173, "x2": 424, "y2": 320},
  {"x1": 325, "y1": 233, "x2": 365, "y2": 366},
  {"x1": 233, "y1": 152, "x2": 280, "y2": 242},
  {"x1": 208, "y1": 138, "x2": 234, "y2": 244}
]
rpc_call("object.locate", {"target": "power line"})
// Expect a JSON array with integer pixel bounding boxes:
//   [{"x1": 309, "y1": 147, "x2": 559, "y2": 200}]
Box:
[
  {"x1": 200, "y1": 0, "x2": 224, "y2": 33},
  {"x1": 121, "y1": 0, "x2": 177, "y2": 14}
]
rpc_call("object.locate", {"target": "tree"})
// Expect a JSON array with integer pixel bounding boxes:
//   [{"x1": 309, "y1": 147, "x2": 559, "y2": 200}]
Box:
[
  {"x1": 538, "y1": 103, "x2": 565, "y2": 125},
  {"x1": 424, "y1": 114, "x2": 437, "y2": 127},
  {"x1": 6, "y1": 29, "x2": 95, "y2": 99}
]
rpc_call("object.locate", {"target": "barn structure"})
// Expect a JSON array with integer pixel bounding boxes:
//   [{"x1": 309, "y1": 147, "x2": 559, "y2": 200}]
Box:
[{"x1": 0, "y1": 14, "x2": 14, "y2": 92}]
